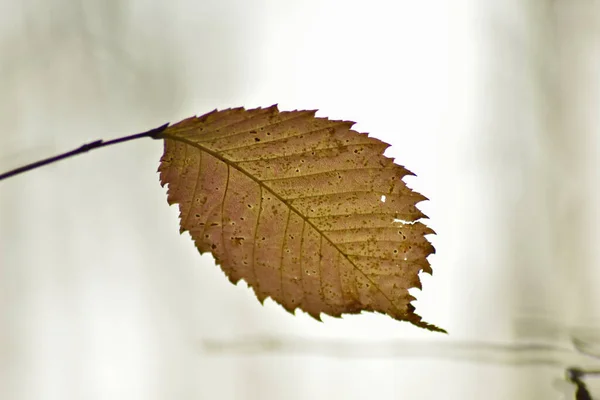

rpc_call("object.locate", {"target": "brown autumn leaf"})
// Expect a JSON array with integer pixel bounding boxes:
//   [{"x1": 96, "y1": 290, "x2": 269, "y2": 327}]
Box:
[{"x1": 157, "y1": 105, "x2": 444, "y2": 332}]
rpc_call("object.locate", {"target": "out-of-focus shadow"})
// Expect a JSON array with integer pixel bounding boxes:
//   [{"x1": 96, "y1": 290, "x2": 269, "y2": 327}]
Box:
[{"x1": 200, "y1": 335, "x2": 600, "y2": 368}]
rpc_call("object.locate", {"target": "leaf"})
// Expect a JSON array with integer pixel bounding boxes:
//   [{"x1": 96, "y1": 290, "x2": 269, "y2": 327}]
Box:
[{"x1": 157, "y1": 105, "x2": 444, "y2": 332}]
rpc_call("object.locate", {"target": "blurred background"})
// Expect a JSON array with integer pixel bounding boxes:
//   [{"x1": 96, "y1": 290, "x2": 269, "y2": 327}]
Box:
[{"x1": 1, "y1": 0, "x2": 599, "y2": 399}]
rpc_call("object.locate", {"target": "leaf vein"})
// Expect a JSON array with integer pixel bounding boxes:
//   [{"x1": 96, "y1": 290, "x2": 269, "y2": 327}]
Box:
[
  {"x1": 180, "y1": 145, "x2": 198, "y2": 230},
  {"x1": 220, "y1": 165, "x2": 231, "y2": 257},
  {"x1": 261, "y1": 167, "x2": 387, "y2": 182},
  {"x1": 279, "y1": 208, "x2": 291, "y2": 307},
  {"x1": 318, "y1": 235, "x2": 325, "y2": 307},
  {"x1": 251, "y1": 186, "x2": 264, "y2": 289},
  {"x1": 197, "y1": 109, "x2": 315, "y2": 144},
  {"x1": 218, "y1": 120, "x2": 356, "y2": 153}
]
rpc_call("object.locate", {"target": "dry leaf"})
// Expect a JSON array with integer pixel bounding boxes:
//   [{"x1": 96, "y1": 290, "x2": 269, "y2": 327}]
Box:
[{"x1": 157, "y1": 105, "x2": 444, "y2": 332}]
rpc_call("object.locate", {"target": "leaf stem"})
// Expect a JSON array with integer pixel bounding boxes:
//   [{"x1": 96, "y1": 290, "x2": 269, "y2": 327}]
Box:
[{"x1": 0, "y1": 123, "x2": 169, "y2": 182}]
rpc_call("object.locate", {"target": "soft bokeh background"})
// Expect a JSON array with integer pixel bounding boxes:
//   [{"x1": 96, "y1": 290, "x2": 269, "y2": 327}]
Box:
[{"x1": 1, "y1": 1, "x2": 599, "y2": 399}]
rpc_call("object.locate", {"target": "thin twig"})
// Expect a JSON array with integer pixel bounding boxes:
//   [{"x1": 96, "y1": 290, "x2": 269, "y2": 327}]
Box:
[
  {"x1": 567, "y1": 368, "x2": 594, "y2": 400},
  {"x1": 0, "y1": 123, "x2": 169, "y2": 182}
]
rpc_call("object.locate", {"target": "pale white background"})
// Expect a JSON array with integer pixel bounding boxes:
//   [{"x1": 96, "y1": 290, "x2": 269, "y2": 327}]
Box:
[{"x1": 1, "y1": 1, "x2": 599, "y2": 399}]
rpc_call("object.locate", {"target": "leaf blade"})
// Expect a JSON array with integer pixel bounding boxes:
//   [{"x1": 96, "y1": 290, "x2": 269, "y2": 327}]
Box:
[{"x1": 158, "y1": 105, "x2": 444, "y2": 332}]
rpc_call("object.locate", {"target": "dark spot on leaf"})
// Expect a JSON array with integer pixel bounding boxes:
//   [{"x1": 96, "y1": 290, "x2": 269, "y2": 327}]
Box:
[{"x1": 255, "y1": 138, "x2": 260, "y2": 142}]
